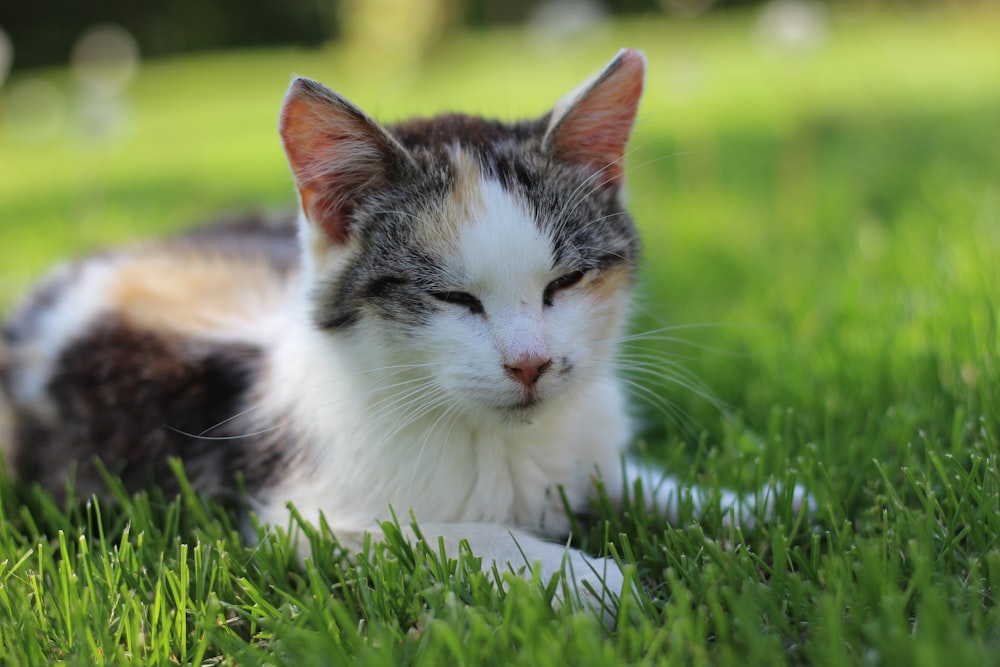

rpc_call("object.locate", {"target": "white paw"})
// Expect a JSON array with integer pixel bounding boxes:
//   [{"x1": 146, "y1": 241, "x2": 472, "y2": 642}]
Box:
[
  {"x1": 720, "y1": 482, "x2": 817, "y2": 529},
  {"x1": 551, "y1": 551, "x2": 629, "y2": 626},
  {"x1": 761, "y1": 481, "x2": 816, "y2": 520}
]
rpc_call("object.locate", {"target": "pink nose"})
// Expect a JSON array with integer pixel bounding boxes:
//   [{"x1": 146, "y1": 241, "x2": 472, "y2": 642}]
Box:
[{"x1": 504, "y1": 355, "x2": 553, "y2": 388}]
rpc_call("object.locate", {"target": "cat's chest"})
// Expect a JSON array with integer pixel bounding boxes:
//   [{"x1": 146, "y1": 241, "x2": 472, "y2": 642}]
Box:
[
  {"x1": 358, "y1": 418, "x2": 586, "y2": 533},
  {"x1": 434, "y1": 426, "x2": 583, "y2": 530},
  {"x1": 255, "y1": 327, "x2": 628, "y2": 537},
  {"x1": 258, "y1": 406, "x2": 591, "y2": 538}
]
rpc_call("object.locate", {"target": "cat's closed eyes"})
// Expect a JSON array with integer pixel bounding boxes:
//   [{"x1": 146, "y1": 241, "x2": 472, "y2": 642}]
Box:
[{"x1": 0, "y1": 49, "x2": 808, "y2": 618}]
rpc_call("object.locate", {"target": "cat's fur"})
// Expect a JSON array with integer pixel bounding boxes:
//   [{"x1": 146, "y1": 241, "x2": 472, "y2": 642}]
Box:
[{"x1": 0, "y1": 50, "x2": 794, "y2": 611}]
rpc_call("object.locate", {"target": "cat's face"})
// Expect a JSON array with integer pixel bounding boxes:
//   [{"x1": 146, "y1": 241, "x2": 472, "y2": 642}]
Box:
[
  {"x1": 332, "y1": 149, "x2": 637, "y2": 421},
  {"x1": 280, "y1": 50, "x2": 645, "y2": 421}
]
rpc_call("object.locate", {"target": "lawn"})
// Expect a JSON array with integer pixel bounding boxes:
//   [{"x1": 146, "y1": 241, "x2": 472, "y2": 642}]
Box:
[{"x1": 1, "y1": 5, "x2": 1000, "y2": 665}]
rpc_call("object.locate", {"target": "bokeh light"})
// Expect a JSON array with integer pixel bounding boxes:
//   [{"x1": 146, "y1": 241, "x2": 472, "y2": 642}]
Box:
[
  {"x1": 754, "y1": 0, "x2": 828, "y2": 57},
  {"x1": 70, "y1": 23, "x2": 140, "y2": 96},
  {"x1": 340, "y1": 0, "x2": 456, "y2": 74},
  {"x1": 70, "y1": 24, "x2": 139, "y2": 143},
  {"x1": 0, "y1": 26, "x2": 12, "y2": 88},
  {"x1": 4, "y1": 79, "x2": 67, "y2": 142},
  {"x1": 529, "y1": 0, "x2": 608, "y2": 44},
  {"x1": 660, "y1": 0, "x2": 718, "y2": 17}
]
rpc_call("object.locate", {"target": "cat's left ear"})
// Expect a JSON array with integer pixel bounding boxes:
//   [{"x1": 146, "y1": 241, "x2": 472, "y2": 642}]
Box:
[
  {"x1": 543, "y1": 48, "x2": 645, "y2": 191},
  {"x1": 279, "y1": 77, "x2": 414, "y2": 249}
]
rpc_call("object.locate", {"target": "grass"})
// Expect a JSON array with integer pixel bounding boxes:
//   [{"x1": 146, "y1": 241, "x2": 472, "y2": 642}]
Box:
[{"x1": 2, "y1": 5, "x2": 1000, "y2": 665}]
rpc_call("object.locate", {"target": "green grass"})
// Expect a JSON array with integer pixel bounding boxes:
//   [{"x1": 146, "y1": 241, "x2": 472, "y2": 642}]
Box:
[{"x1": 2, "y1": 6, "x2": 1000, "y2": 665}]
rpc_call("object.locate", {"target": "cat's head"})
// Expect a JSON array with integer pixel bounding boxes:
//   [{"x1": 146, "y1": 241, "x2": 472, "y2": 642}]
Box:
[{"x1": 279, "y1": 49, "x2": 644, "y2": 422}]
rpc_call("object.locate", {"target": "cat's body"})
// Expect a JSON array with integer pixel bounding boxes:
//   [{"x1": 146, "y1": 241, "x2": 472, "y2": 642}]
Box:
[
  {"x1": 1, "y1": 217, "x2": 300, "y2": 498},
  {"x1": 1, "y1": 51, "x2": 792, "y2": 610}
]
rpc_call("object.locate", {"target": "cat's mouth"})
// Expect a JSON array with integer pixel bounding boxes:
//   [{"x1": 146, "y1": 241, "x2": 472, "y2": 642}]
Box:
[
  {"x1": 502, "y1": 389, "x2": 544, "y2": 417},
  {"x1": 514, "y1": 394, "x2": 540, "y2": 410},
  {"x1": 499, "y1": 357, "x2": 574, "y2": 415}
]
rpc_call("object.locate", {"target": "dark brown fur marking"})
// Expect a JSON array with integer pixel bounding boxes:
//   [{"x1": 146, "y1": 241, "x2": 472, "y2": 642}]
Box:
[{"x1": 18, "y1": 320, "x2": 278, "y2": 499}]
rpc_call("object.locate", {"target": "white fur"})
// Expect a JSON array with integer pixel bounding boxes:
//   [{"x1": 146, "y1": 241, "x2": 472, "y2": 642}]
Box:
[
  {"x1": 4, "y1": 260, "x2": 117, "y2": 421},
  {"x1": 253, "y1": 176, "x2": 635, "y2": 607},
  {"x1": 3, "y1": 175, "x2": 809, "y2": 614},
  {"x1": 255, "y1": 175, "x2": 814, "y2": 607},
  {"x1": 4, "y1": 250, "x2": 296, "y2": 416}
]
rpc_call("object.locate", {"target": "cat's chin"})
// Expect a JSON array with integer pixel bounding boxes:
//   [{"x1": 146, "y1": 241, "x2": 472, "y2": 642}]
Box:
[
  {"x1": 499, "y1": 405, "x2": 540, "y2": 425},
  {"x1": 507, "y1": 397, "x2": 540, "y2": 415},
  {"x1": 488, "y1": 376, "x2": 584, "y2": 423},
  {"x1": 494, "y1": 391, "x2": 552, "y2": 424}
]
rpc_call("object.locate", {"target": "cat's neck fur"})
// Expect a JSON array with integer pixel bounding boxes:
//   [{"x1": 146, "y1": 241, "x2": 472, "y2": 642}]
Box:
[
  {"x1": 255, "y1": 51, "x2": 649, "y2": 530},
  {"x1": 252, "y1": 203, "x2": 632, "y2": 535}
]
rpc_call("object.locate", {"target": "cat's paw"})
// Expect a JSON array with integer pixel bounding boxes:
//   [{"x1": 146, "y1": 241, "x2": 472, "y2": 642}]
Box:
[
  {"x1": 721, "y1": 482, "x2": 817, "y2": 529},
  {"x1": 549, "y1": 550, "x2": 632, "y2": 627},
  {"x1": 760, "y1": 481, "x2": 816, "y2": 522}
]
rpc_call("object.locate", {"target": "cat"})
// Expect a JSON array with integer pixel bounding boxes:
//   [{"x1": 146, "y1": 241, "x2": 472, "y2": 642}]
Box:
[{"x1": 0, "y1": 49, "x2": 806, "y2": 614}]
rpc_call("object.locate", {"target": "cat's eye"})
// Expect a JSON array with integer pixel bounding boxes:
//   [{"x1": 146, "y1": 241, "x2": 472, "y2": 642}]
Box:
[
  {"x1": 430, "y1": 291, "x2": 485, "y2": 315},
  {"x1": 543, "y1": 270, "x2": 586, "y2": 307}
]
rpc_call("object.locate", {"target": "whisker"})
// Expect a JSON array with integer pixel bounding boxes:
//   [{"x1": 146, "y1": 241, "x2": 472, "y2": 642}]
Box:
[
  {"x1": 616, "y1": 362, "x2": 729, "y2": 415},
  {"x1": 407, "y1": 397, "x2": 464, "y2": 487},
  {"x1": 607, "y1": 322, "x2": 740, "y2": 343},
  {"x1": 196, "y1": 367, "x2": 440, "y2": 437},
  {"x1": 174, "y1": 359, "x2": 446, "y2": 442},
  {"x1": 368, "y1": 384, "x2": 450, "y2": 451},
  {"x1": 551, "y1": 146, "x2": 687, "y2": 237},
  {"x1": 617, "y1": 377, "x2": 704, "y2": 442}
]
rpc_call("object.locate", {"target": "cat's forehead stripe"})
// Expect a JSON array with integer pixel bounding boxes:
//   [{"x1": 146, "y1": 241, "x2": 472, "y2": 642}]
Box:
[
  {"x1": 418, "y1": 148, "x2": 486, "y2": 254},
  {"x1": 457, "y1": 176, "x2": 554, "y2": 292},
  {"x1": 419, "y1": 148, "x2": 554, "y2": 272}
]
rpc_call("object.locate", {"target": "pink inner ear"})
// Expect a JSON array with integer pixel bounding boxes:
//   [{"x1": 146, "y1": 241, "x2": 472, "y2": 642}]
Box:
[
  {"x1": 280, "y1": 98, "x2": 349, "y2": 244},
  {"x1": 551, "y1": 49, "x2": 645, "y2": 189},
  {"x1": 279, "y1": 83, "x2": 397, "y2": 246}
]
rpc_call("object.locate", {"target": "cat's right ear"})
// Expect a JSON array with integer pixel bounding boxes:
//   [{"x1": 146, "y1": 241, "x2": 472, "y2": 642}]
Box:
[
  {"x1": 542, "y1": 49, "x2": 645, "y2": 192},
  {"x1": 279, "y1": 78, "x2": 413, "y2": 248}
]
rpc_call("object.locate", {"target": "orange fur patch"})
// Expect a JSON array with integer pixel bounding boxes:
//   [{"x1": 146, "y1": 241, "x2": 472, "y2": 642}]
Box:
[
  {"x1": 583, "y1": 264, "x2": 632, "y2": 303},
  {"x1": 108, "y1": 247, "x2": 296, "y2": 342},
  {"x1": 418, "y1": 148, "x2": 485, "y2": 254},
  {"x1": 583, "y1": 264, "x2": 633, "y2": 338}
]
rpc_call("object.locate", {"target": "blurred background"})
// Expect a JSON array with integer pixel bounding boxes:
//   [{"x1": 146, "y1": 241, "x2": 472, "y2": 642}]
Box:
[
  {"x1": 0, "y1": 0, "x2": 880, "y2": 70},
  {"x1": 0, "y1": 0, "x2": 998, "y2": 473}
]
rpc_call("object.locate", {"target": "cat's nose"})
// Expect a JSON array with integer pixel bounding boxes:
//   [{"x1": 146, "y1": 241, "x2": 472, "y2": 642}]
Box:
[{"x1": 504, "y1": 355, "x2": 553, "y2": 388}]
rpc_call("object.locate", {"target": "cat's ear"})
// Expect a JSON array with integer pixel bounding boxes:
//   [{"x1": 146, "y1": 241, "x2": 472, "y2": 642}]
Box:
[
  {"x1": 543, "y1": 48, "x2": 645, "y2": 190},
  {"x1": 279, "y1": 78, "x2": 413, "y2": 247}
]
